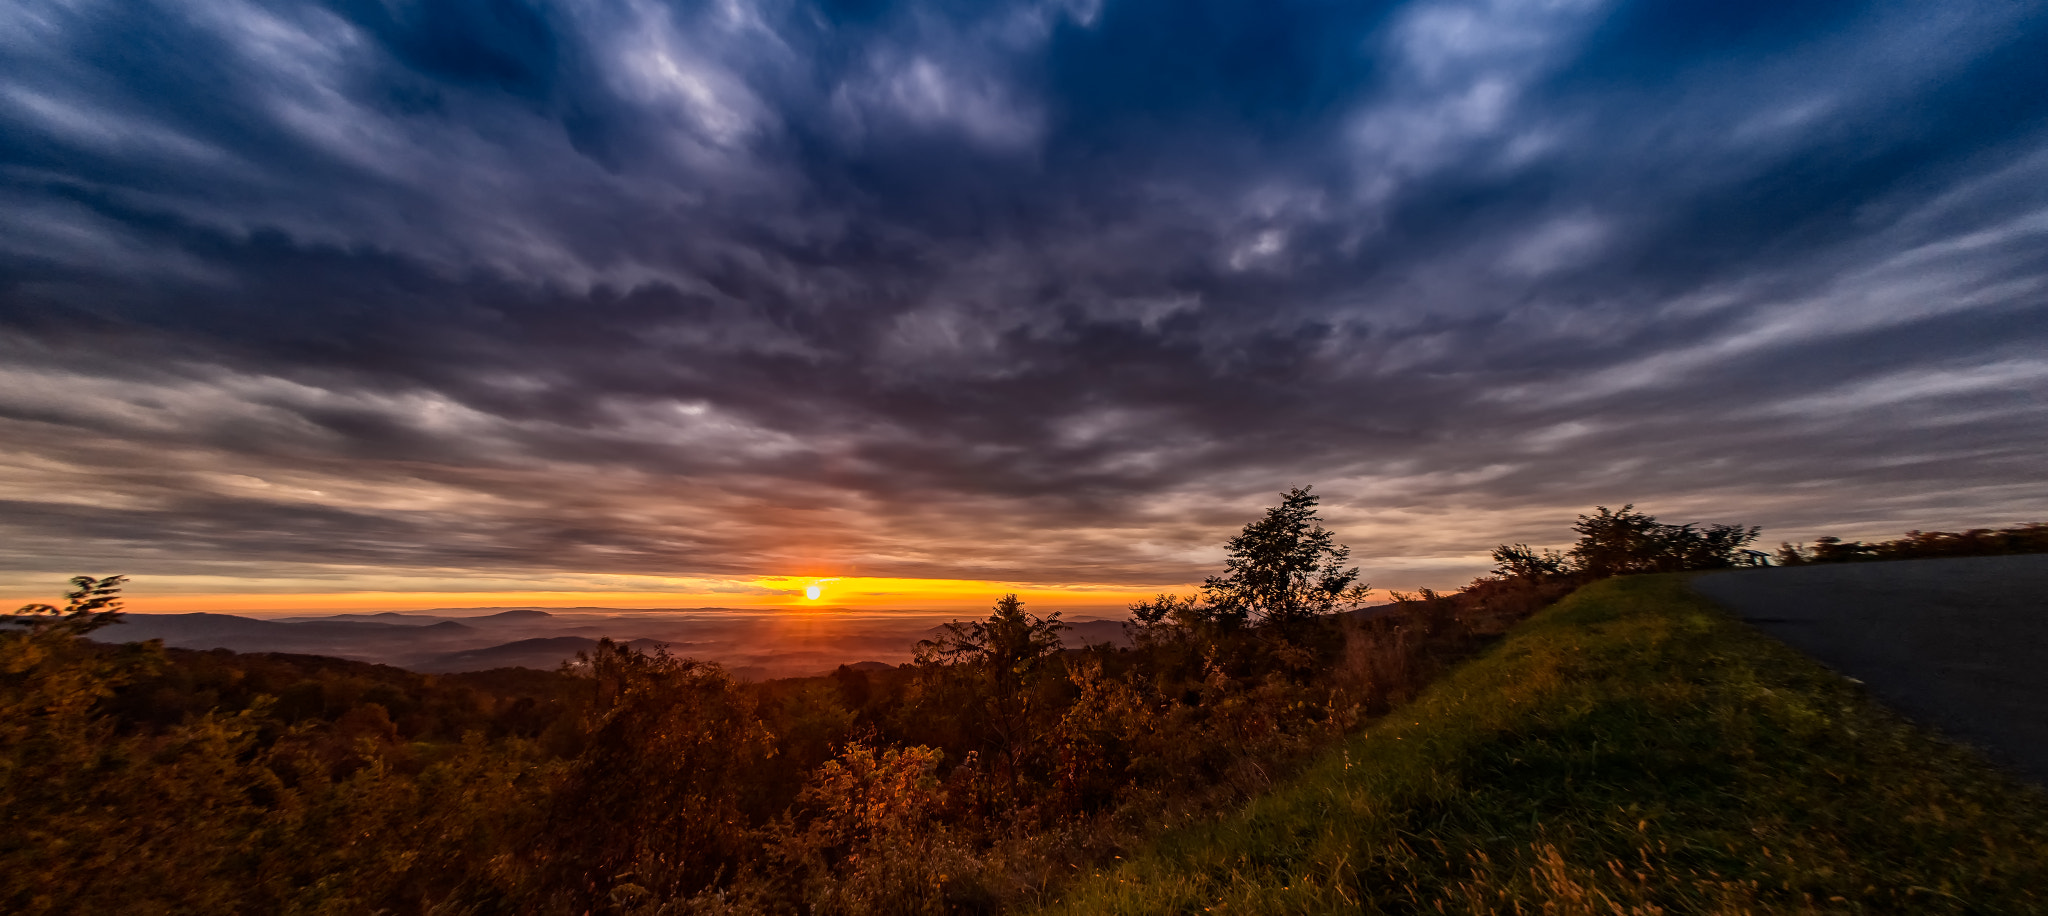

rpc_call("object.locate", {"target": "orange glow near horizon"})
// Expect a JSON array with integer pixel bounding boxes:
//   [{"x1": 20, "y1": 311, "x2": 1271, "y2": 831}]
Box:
[
  {"x1": 26, "y1": 576, "x2": 1197, "y2": 616},
  {"x1": 748, "y1": 576, "x2": 1184, "y2": 612}
]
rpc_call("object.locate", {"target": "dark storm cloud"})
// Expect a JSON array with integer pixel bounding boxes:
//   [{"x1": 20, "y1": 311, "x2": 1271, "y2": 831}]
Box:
[{"x1": 4, "y1": 0, "x2": 2047, "y2": 593}]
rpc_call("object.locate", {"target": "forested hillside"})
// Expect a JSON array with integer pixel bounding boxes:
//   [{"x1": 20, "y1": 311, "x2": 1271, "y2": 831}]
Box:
[{"x1": 11, "y1": 495, "x2": 2013, "y2": 914}]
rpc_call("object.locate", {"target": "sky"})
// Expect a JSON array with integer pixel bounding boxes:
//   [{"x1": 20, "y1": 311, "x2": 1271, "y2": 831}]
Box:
[{"x1": 3, "y1": 0, "x2": 2046, "y2": 613}]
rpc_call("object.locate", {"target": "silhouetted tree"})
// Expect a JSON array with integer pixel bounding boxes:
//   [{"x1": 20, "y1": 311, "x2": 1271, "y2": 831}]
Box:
[
  {"x1": 1566, "y1": 505, "x2": 1759, "y2": 576},
  {"x1": 1157, "y1": 487, "x2": 1370, "y2": 631},
  {"x1": 1490, "y1": 544, "x2": 1569, "y2": 581},
  {"x1": 7, "y1": 575, "x2": 127, "y2": 636},
  {"x1": 914, "y1": 594, "x2": 1068, "y2": 807},
  {"x1": 1662, "y1": 520, "x2": 1765, "y2": 570},
  {"x1": 1566, "y1": 506, "x2": 1667, "y2": 577},
  {"x1": 915, "y1": 594, "x2": 1067, "y2": 682}
]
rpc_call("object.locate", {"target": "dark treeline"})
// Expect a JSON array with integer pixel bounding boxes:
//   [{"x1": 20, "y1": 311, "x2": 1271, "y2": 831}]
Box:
[
  {"x1": 1775, "y1": 523, "x2": 2048, "y2": 565},
  {"x1": 1488, "y1": 503, "x2": 1764, "y2": 581},
  {"x1": 7, "y1": 494, "x2": 1746, "y2": 915}
]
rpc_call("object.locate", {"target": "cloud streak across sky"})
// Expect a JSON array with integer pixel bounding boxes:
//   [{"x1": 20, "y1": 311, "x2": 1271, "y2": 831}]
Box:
[{"x1": 3, "y1": 0, "x2": 2046, "y2": 607}]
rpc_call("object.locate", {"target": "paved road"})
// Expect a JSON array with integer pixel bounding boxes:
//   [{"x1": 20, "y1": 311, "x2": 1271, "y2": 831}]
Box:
[{"x1": 1693, "y1": 554, "x2": 2048, "y2": 783}]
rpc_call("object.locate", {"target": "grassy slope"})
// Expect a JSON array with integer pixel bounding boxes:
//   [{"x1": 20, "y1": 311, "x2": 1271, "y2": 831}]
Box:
[{"x1": 1043, "y1": 575, "x2": 2048, "y2": 914}]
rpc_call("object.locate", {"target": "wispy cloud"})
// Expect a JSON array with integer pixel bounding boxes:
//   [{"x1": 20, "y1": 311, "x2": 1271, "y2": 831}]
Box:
[{"x1": 3, "y1": 0, "x2": 2046, "y2": 604}]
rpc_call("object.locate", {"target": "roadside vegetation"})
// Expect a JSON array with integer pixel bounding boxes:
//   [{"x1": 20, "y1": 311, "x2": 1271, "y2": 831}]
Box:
[
  {"x1": 1775, "y1": 522, "x2": 2048, "y2": 565},
  {"x1": 16, "y1": 496, "x2": 2013, "y2": 914},
  {"x1": 1041, "y1": 574, "x2": 2048, "y2": 915}
]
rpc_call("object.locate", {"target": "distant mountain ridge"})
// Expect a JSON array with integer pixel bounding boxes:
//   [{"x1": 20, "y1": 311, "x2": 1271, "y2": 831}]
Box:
[
  {"x1": 87, "y1": 607, "x2": 1123, "y2": 678},
  {"x1": 269, "y1": 609, "x2": 555, "y2": 625},
  {"x1": 411, "y1": 636, "x2": 681, "y2": 674},
  {"x1": 113, "y1": 614, "x2": 475, "y2": 640}
]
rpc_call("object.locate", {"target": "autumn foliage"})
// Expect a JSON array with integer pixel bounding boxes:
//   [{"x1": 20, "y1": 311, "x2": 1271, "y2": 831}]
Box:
[{"x1": 1, "y1": 494, "x2": 1673, "y2": 915}]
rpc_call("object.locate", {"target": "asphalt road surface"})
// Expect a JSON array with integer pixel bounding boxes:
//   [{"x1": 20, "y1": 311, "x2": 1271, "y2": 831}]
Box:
[{"x1": 1693, "y1": 554, "x2": 2048, "y2": 784}]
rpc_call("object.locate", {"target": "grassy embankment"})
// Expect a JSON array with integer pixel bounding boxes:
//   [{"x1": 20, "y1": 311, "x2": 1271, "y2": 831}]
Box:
[{"x1": 1043, "y1": 574, "x2": 2048, "y2": 914}]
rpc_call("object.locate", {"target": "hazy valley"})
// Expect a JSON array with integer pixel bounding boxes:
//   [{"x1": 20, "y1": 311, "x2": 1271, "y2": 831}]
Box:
[{"x1": 96, "y1": 607, "x2": 1136, "y2": 678}]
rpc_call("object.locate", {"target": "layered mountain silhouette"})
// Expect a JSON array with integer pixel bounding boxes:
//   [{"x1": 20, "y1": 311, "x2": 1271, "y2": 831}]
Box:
[{"x1": 92, "y1": 607, "x2": 1133, "y2": 678}]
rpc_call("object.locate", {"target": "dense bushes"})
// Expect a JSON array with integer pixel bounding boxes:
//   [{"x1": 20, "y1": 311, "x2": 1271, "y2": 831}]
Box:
[
  {"x1": 1493, "y1": 508, "x2": 2047, "y2": 574},
  {"x1": 2, "y1": 494, "x2": 1592, "y2": 914},
  {"x1": 1, "y1": 577, "x2": 571, "y2": 914},
  {"x1": 1490, "y1": 504, "x2": 1764, "y2": 583},
  {"x1": 1775, "y1": 522, "x2": 2048, "y2": 565}
]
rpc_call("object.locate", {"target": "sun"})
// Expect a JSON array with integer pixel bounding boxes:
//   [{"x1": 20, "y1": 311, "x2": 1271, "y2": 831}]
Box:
[{"x1": 800, "y1": 577, "x2": 840, "y2": 602}]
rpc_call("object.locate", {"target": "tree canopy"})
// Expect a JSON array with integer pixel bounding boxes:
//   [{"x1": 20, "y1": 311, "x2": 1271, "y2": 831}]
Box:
[
  {"x1": 1134, "y1": 486, "x2": 1370, "y2": 632},
  {"x1": 7, "y1": 575, "x2": 127, "y2": 637},
  {"x1": 1567, "y1": 505, "x2": 1761, "y2": 576},
  {"x1": 913, "y1": 593, "x2": 1066, "y2": 682},
  {"x1": 1486, "y1": 505, "x2": 1764, "y2": 584}
]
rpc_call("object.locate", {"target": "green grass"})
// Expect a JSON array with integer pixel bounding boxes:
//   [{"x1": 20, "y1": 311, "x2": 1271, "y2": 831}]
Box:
[{"x1": 1041, "y1": 575, "x2": 2048, "y2": 915}]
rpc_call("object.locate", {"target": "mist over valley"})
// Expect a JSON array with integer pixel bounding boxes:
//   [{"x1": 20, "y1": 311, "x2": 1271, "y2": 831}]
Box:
[{"x1": 97, "y1": 606, "x2": 1134, "y2": 678}]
